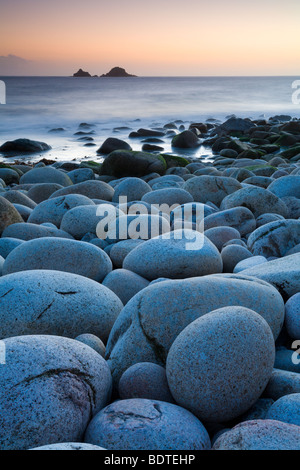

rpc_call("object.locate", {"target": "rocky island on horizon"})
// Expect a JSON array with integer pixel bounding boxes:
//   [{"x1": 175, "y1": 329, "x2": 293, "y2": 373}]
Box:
[{"x1": 73, "y1": 66, "x2": 137, "y2": 78}]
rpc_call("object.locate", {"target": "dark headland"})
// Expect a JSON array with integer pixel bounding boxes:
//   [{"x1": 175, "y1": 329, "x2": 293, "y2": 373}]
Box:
[{"x1": 73, "y1": 67, "x2": 137, "y2": 77}]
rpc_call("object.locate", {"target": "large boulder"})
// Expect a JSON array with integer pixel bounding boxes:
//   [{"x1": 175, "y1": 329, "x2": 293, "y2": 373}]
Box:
[
  {"x1": 0, "y1": 168, "x2": 20, "y2": 185},
  {"x1": 112, "y1": 177, "x2": 152, "y2": 203},
  {"x1": 3, "y1": 190, "x2": 37, "y2": 209},
  {"x1": 242, "y1": 253, "x2": 300, "y2": 300},
  {"x1": 105, "y1": 275, "x2": 284, "y2": 388},
  {"x1": 97, "y1": 138, "x2": 132, "y2": 154},
  {"x1": 221, "y1": 187, "x2": 288, "y2": 217},
  {"x1": 247, "y1": 220, "x2": 300, "y2": 257},
  {"x1": 123, "y1": 230, "x2": 223, "y2": 280},
  {"x1": 183, "y1": 176, "x2": 242, "y2": 206},
  {"x1": 84, "y1": 399, "x2": 211, "y2": 450},
  {"x1": 166, "y1": 307, "x2": 275, "y2": 422},
  {"x1": 100, "y1": 151, "x2": 166, "y2": 177},
  {"x1": 266, "y1": 394, "x2": 300, "y2": 427},
  {"x1": 268, "y1": 176, "x2": 300, "y2": 199},
  {"x1": 20, "y1": 167, "x2": 72, "y2": 187},
  {"x1": 0, "y1": 138, "x2": 51, "y2": 154},
  {"x1": 102, "y1": 269, "x2": 149, "y2": 305},
  {"x1": 204, "y1": 207, "x2": 256, "y2": 236},
  {"x1": 49, "y1": 181, "x2": 114, "y2": 201},
  {"x1": 171, "y1": 131, "x2": 200, "y2": 149},
  {"x1": 215, "y1": 117, "x2": 254, "y2": 134},
  {"x1": 27, "y1": 183, "x2": 64, "y2": 203},
  {"x1": 2, "y1": 222, "x2": 73, "y2": 241},
  {"x1": 28, "y1": 194, "x2": 95, "y2": 227},
  {"x1": 213, "y1": 420, "x2": 300, "y2": 450},
  {"x1": 142, "y1": 188, "x2": 193, "y2": 207},
  {"x1": 0, "y1": 196, "x2": 23, "y2": 235},
  {"x1": 0, "y1": 335, "x2": 111, "y2": 450},
  {"x1": 0, "y1": 270, "x2": 123, "y2": 341},
  {"x1": 3, "y1": 237, "x2": 112, "y2": 282}
]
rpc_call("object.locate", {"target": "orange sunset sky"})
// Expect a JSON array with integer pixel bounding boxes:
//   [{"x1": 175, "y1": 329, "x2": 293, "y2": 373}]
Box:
[{"x1": 0, "y1": 0, "x2": 300, "y2": 76}]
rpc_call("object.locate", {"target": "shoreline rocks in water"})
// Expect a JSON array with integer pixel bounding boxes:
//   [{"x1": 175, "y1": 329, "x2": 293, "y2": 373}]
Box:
[{"x1": 0, "y1": 113, "x2": 300, "y2": 450}]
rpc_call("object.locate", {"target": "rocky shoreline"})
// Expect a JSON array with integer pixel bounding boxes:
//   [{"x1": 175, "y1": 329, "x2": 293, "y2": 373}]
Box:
[{"x1": 0, "y1": 114, "x2": 300, "y2": 450}]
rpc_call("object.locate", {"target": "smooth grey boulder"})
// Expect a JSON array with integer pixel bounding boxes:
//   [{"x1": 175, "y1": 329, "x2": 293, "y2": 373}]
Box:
[
  {"x1": 102, "y1": 269, "x2": 150, "y2": 305},
  {"x1": 31, "y1": 443, "x2": 106, "y2": 451},
  {"x1": 0, "y1": 197, "x2": 23, "y2": 235},
  {"x1": 247, "y1": 220, "x2": 300, "y2": 257},
  {"x1": 109, "y1": 240, "x2": 145, "y2": 268},
  {"x1": 282, "y1": 196, "x2": 300, "y2": 219},
  {"x1": 75, "y1": 334, "x2": 106, "y2": 358},
  {"x1": 119, "y1": 363, "x2": 174, "y2": 403},
  {"x1": 68, "y1": 168, "x2": 95, "y2": 184},
  {"x1": 265, "y1": 369, "x2": 300, "y2": 400},
  {"x1": 104, "y1": 214, "x2": 170, "y2": 245},
  {"x1": 275, "y1": 348, "x2": 300, "y2": 374},
  {"x1": 142, "y1": 188, "x2": 194, "y2": 207},
  {"x1": 100, "y1": 150, "x2": 166, "y2": 178},
  {"x1": 13, "y1": 203, "x2": 33, "y2": 221},
  {"x1": 148, "y1": 175, "x2": 184, "y2": 188},
  {"x1": 0, "y1": 138, "x2": 51, "y2": 154},
  {"x1": 234, "y1": 256, "x2": 268, "y2": 273},
  {"x1": 213, "y1": 420, "x2": 300, "y2": 450},
  {"x1": 0, "y1": 270, "x2": 123, "y2": 341},
  {"x1": 105, "y1": 275, "x2": 284, "y2": 388},
  {"x1": 20, "y1": 167, "x2": 72, "y2": 187},
  {"x1": 49, "y1": 180, "x2": 114, "y2": 201},
  {"x1": 183, "y1": 176, "x2": 242, "y2": 206},
  {"x1": 285, "y1": 293, "x2": 300, "y2": 339},
  {"x1": 204, "y1": 207, "x2": 256, "y2": 236},
  {"x1": 256, "y1": 213, "x2": 285, "y2": 228},
  {"x1": 0, "y1": 168, "x2": 20, "y2": 185},
  {"x1": 84, "y1": 399, "x2": 211, "y2": 450},
  {"x1": 205, "y1": 226, "x2": 241, "y2": 251},
  {"x1": 3, "y1": 237, "x2": 112, "y2": 281},
  {"x1": 221, "y1": 245, "x2": 253, "y2": 273},
  {"x1": 28, "y1": 194, "x2": 95, "y2": 227},
  {"x1": 242, "y1": 253, "x2": 300, "y2": 300},
  {"x1": 123, "y1": 230, "x2": 223, "y2": 280},
  {"x1": 268, "y1": 175, "x2": 300, "y2": 199},
  {"x1": 166, "y1": 307, "x2": 275, "y2": 422},
  {"x1": 3, "y1": 190, "x2": 37, "y2": 209},
  {"x1": 2, "y1": 222, "x2": 74, "y2": 241},
  {"x1": 0, "y1": 238, "x2": 24, "y2": 258},
  {"x1": 60, "y1": 204, "x2": 122, "y2": 240},
  {"x1": 220, "y1": 186, "x2": 288, "y2": 217},
  {"x1": 266, "y1": 393, "x2": 300, "y2": 426},
  {"x1": 0, "y1": 335, "x2": 111, "y2": 450},
  {"x1": 112, "y1": 177, "x2": 152, "y2": 203},
  {"x1": 27, "y1": 183, "x2": 64, "y2": 203}
]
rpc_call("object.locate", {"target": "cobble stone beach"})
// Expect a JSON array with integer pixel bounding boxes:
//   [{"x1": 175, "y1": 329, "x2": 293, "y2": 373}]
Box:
[{"x1": 0, "y1": 114, "x2": 300, "y2": 450}]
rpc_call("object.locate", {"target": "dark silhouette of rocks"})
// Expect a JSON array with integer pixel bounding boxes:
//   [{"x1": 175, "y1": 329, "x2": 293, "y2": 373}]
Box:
[
  {"x1": 101, "y1": 67, "x2": 137, "y2": 77},
  {"x1": 73, "y1": 68, "x2": 92, "y2": 77}
]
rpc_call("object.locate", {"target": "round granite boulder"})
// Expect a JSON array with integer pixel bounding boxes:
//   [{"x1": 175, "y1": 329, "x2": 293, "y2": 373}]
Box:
[
  {"x1": 213, "y1": 420, "x2": 300, "y2": 450},
  {"x1": 0, "y1": 270, "x2": 123, "y2": 341},
  {"x1": 266, "y1": 393, "x2": 300, "y2": 426},
  {"x1": 105, "y1": 275, "x2": 284, "y2": 388},
  {"x1": 123, "y1": 230, "x2": 223, "y2": 280},
  {"x1": 31, "y1": 443, "x2": 106, "y2": 451},
  {"x1": 49, "y1": 181, "x2": 114, "y2": 201},
  {"x1": 220, "y1": 186, "x2": 288, "y2": 217},
  {"x1": 102, "y1": 269, "x2": 150, "y2": 305},
  {"x1": 248, "y1": 220, "x2": 300, "y2": 258},
  {"x1": 0, "y1": 335, "x2": 112, "y2": 450},
  {"x1": 20, "y1": 167, "x2": 72, "y2": 187},
  {"x1": 112, "y1": 177, "x2": 152, "y2": 203},
  {"x1": 28, "y1": 194, "x2": 95, "y2": 227},
  {"x1": 166, "y1": 307, "x2": 275, "y2": 422},
  {"x1": 119, "y1": 363, "x2": 174, "y2": 403},
  {"x1": 84, "y1": 399, "x2": 211, "y2": 450},
  {"x1": 183, "y1": 176, "x2": 242, "y2": 206},
  {"x1": 3, "y1": 237, "x2": 112, "y2": 282}
]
